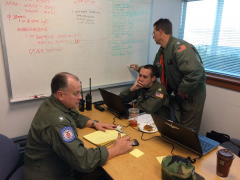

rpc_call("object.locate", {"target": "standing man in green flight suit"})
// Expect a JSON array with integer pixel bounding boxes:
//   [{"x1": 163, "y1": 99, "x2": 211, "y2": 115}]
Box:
[
  {"x1": 23, "y1": 72, "x2": 133, "y2": 180},
  {"x1": 120, "y1": 65, "x2": 169, "y2": 119},
  {"x1": 130, "y1": 18, "x2": 206, "y2": 133}
]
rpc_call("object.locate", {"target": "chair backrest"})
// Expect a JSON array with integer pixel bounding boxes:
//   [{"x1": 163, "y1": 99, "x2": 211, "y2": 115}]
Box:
[{"x1": 0, "y1": 133, "x2": 23, "y2": 180}]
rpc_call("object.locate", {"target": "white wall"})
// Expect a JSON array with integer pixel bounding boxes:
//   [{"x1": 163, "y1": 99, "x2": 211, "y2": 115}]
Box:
[
  {"x1": 200, "y1": 86, "x2": 240, "y2": 138},
  {"x1": 0, "y1": 0, "x2": 239, "y2": 139},
  {"x1": 148, "y1": 0, "x2": 182, "y2": 64}
]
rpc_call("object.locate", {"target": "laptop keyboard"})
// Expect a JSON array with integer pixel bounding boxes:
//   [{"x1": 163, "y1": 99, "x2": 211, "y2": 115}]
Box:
[
  {"x1": 200, "y1": 140, "x2": 215, "y2": 152},
  {"x1": 198, "y1": 134, "x2": 218, "y2": 153}
]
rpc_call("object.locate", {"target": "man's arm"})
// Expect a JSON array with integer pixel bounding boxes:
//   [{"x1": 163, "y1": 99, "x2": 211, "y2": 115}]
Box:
[
  {"x1": 175, "y1": 45, "x2": 206, "y2": 95},
  {"x1": 107, "y1": 133, "x2": 133, "y2": 160},
  {"x1": 45, "y1": 123, "x2": 132, "y2": 173},
  {"x1": 120, "y1": 88, "x2": 138, "y2": 103},
  {"x1": 85, "y1": 120, "x2": 117, "y2": 132}
]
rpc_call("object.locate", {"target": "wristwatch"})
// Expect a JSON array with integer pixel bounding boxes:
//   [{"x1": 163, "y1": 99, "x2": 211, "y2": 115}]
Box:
[{"x1": 92, "y1": 120, "x2": 99, "y2": 127}]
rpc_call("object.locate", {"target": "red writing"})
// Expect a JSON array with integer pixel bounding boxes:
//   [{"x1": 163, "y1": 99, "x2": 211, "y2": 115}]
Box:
[
  {"x1": 7, "y1": 14, "x2": 26, "y2": 22},
  {"x1": 28, "y1": 48, "x2": 62, "y2": 55},
  {"x1": 36, "y1": 34, "x2": 54, "y2": 40},
  {"x1": 7, "y1": 14, "x2": 48, "y2": 24},
  {"x1": 5, "y1": 1, "x2": 18, "y2": 6},
  {"x1": 74, "y1": 0, "x2": 96, "y2": 5},
  {"x1": 17, "y1": 27, "x2": 48, "y2": 32},
  {"x1": 29, "y1": 48, "x2": 44, "y2": 55},
  {"x1": 23, "y1": 2, "x2": 55, "y2": 15},
  {"x1": 24, "y1": 3, "x2": 41, "y2": 8}
]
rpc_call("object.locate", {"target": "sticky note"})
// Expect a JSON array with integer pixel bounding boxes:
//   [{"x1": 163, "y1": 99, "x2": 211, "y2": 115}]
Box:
[
  {"x1": 130, "y1": 149, "x2": 144, "y2": 158},
  {"x1": 156, "y1": 156, "x2": 166, "y2": 164}
]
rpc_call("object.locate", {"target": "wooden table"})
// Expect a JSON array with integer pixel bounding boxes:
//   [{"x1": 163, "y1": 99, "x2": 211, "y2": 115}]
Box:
[{"x1": 78, "y1": 107, "x2": 240, "y2": 180}]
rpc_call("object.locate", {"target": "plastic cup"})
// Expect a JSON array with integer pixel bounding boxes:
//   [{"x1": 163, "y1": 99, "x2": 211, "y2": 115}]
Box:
[
  {"x1": 216, "y1": 148, "x2": 235, "y2": 177},
  {"x1": 128, "y1": 108, "x2": 139, "y2": 127}
]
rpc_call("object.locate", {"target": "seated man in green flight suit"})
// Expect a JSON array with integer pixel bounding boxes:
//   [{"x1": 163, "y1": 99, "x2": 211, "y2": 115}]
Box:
[
  {"x1": 120, "y1": 64, "x2": 170, "y2": 119},
  {"x1": 23, "y1": 72, "x2": 133, "y2": 180}
]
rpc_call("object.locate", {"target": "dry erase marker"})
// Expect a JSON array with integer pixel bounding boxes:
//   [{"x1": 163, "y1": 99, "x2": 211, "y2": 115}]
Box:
[{"x1": 33, "y1": 95, "x2": 45, "y2": 99}]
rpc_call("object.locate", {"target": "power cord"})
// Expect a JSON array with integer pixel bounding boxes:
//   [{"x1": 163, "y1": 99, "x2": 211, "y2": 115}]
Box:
[
  {"x1": 112, "y1": 116, "x2": 129, "y2": 127},
  {"x1": 161, "y1": 137, "x2": 202, "y2": 164},
  {"x1": 140, "y1": 132, "x2": 160, "y2": 141}
]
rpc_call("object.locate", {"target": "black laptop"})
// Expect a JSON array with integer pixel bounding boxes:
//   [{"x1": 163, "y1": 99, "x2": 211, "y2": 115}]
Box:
[
  {"x1": 99, "y1": 88, "x2": 129, "y2": 119},
  {"x1": 151, "y1": 114, "x2": 220, "y2": 156}
]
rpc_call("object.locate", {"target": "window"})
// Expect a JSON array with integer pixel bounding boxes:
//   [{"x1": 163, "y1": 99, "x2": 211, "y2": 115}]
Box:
[{"x1": 179, "y1": 0, "x2": 240, "y2": 91}]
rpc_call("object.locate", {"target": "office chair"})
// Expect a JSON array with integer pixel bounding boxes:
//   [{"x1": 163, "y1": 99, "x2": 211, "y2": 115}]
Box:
[{"x1": 0, "y1": 133, "x2": 24, "y2": 180}]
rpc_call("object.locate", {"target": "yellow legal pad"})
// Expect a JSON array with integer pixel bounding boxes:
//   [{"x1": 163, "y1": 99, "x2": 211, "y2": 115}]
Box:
[{"x1": 83, "y1": 130, "x2": 126, "y2": 146}]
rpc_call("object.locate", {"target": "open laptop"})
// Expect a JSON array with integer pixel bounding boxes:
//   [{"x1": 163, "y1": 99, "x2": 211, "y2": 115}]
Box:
[
  {"x1": 99, "y1": 88, "x2": 129, "y2": 119},
  {"x1": 151, "y1": 114, "x2": 220, "y2": 156}
]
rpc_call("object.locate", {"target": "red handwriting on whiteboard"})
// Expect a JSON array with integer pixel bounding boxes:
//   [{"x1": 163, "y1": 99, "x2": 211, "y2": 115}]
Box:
[
  {"x1": 74, "y1": 0, "x2": 96, "y2": 5},
  {"x1": 29, "y1": 48, "x2": 44, "y2": 55},
  {"x1": 17, "y1": 27, "x2": 48, "y2": 32},
  {"x1": 28, "y1": 48, "x2": 62, "y2": 55},
  {"x1": 7, "y1": 14, "x2": 48, "y2": 24},
  {"x1": 7, "y1": 14, "x2": 26, "y2": 22},
  {"x1": 43, "y1": 5, "x2": 56, "y2": 15},
  {"x1": 5, "y1": 1, "x2": 18, "y2": 6}
]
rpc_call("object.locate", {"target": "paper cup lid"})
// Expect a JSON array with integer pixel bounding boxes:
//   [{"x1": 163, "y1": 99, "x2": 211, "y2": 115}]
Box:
[{"x1": 217, "y1": 149, "x2": 234, "y2": 159}]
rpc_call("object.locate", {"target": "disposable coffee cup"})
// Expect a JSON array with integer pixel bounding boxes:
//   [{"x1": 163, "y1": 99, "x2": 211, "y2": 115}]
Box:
[
  {"x1": 128, "y1": 108, "x2": 139, "y2": 127},
  {"x1": 216, "y1": 148, "x2": 235, "y2": 177}
]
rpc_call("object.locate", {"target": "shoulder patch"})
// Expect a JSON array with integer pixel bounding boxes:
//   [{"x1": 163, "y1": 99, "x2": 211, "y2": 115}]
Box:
[
  {"x1": 60, "y1": 127, "x2": 76, "y2": 143},
  {"x1": 156, "y1": 92, "x2": 164, "y2": 99},
  {"x1": 177, "y1": 45, "x2": 187, "y2": 53}
]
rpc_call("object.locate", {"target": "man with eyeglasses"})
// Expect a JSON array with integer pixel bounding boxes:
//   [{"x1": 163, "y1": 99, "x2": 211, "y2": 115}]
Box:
[
  {"x1": 130, "y1": 18, "x2": 206, "y2": 133},
  {"x1": 24, "y1": 72, "x2": 133, "y2": 180}
]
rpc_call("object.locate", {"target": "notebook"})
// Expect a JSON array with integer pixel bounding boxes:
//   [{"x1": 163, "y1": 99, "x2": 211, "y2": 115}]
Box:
[
  {"x1": 99, "y1": 88, "x2": 129, "y2": 118},
  {"x1": 151, "y1": 114, "x2": 220, "y2": 156},
  {"x1": 83, "y1": 130, "x2": 126, "y2": 146}
]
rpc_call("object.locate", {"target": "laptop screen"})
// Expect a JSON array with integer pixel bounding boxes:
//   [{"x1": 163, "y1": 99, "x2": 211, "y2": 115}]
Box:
[
  {"x1": 99, "y1": 88, "x2": 128, "y2": 118},
  {"x1": 151, "y1": 114, "x2": 203, "y2": 155}
]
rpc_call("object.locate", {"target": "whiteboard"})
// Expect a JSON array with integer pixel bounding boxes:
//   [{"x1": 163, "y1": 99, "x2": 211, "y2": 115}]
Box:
[{"x1": 0, "y1": 0, "x2": 152, "y2": 102}]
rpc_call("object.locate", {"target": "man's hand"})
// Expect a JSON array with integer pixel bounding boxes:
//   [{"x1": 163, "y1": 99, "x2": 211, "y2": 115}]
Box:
[
  {"x1": 130, "y1": 77, "x2": 144, "y2": 91},
  {"x1": 130, "y1": 64, "x2": 140, "y2": 72},
  {"x1": 94, "y1": 122, "x2": 117, "y2": 132},
  {"x1": 107, "y1": 133, "x2": 133, "y2": 160},
  {"x1": 178, "y1": 91, "x2": 189, "y2": 100}
]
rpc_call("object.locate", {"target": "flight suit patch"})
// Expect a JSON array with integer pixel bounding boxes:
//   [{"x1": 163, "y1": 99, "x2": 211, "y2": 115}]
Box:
[
  {"x1": 156, "y1": 92, "x2": 164, "y2": 99},
  {"x1": 60, "y1": 127, "x2": 75, "y2": 143},
  {"x1": 177, "y1": 45, "x2": 187, "y2": 52}
]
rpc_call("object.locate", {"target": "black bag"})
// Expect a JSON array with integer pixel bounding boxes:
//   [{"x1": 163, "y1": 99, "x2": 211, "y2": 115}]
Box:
[{"x1": 206, "y1": 130, "x2": 230, "y2": 143}]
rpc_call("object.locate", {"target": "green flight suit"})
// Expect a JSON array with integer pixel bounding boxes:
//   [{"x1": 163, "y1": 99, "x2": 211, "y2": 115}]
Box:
[
  {"x1": 23, "y1": 95, "x2": 109, "y2": 180},
  {"x1": 120, "y1": 81, "x2": 170, "y2": 119},
  {"x1": 153, "y1": 36, "x2": 206, "y2": 132}
]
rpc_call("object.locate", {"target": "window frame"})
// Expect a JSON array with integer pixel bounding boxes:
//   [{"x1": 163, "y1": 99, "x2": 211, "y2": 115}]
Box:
[
  {"x1": 206, "y1": 73, "x2": 240, "y2": 92},
  {"x1": 180, "y1": 0, "x2": 240, "y2": 92}
]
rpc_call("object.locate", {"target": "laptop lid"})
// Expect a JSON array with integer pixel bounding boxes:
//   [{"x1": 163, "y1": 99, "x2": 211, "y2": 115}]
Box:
[
  {"x1": 99, "y1": 88, "x2": 128, "y2": 118},
  {"x1": 151, "y1": 114, "x2": 219, "y2": 156}
]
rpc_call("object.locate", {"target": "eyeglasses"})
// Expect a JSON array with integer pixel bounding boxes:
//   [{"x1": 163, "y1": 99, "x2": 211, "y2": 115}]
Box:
[{"x1": 61, "y1": 90, "x2": 81, "y2": 98}]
